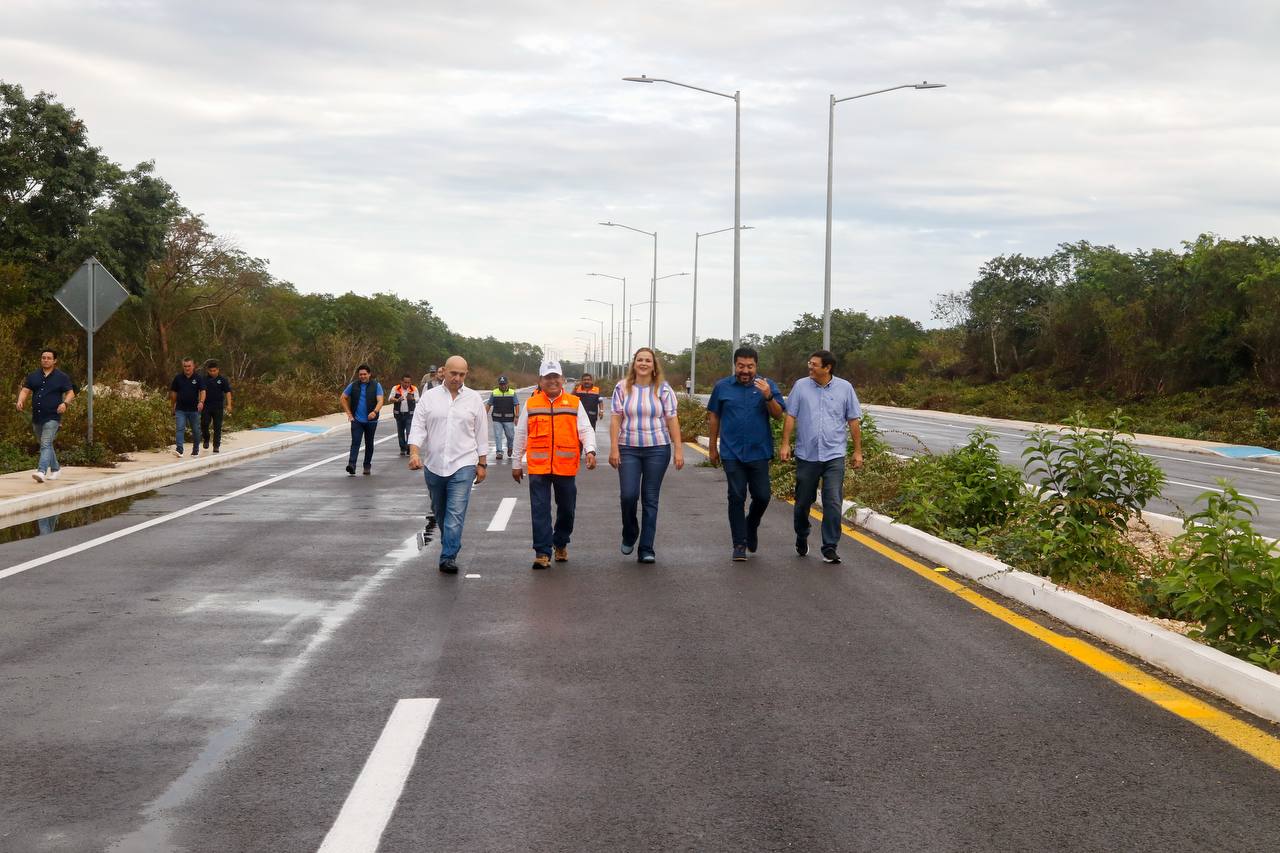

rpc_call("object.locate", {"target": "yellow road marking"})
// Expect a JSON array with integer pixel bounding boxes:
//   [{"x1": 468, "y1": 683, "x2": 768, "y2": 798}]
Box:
[{"x1": 683, "y1": 440, "x2": 1280, "y2": 770}]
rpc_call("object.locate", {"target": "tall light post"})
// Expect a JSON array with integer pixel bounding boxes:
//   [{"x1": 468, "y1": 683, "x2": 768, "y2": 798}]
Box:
[
  {"x1": 588, "y1": 273, "x2": 625, "y2": 376},
  {"x1": 628, "y1": 299, "x2": 659, "y2": 361},
  {"x1": 583, "y1": 302, "x2": 613, "y2": 378},
  {"x1": 823, "y1": 80, "x2": 945, "y2": 350},
  {"x1": 691, "y1": 225, "x2": 753, "y2": 396},
  {"x1": 579, "y1": 315, "x2": 605, "y2": 377},
  {"x1": 624, "y1": 74, "x2": 742, "y2": 354},
  {"x1": 575, "y1": 329, "x2": 597, "y2": 376},
  {"x1": 599, "y1": 223, "x2": 657, "y2": 348}
]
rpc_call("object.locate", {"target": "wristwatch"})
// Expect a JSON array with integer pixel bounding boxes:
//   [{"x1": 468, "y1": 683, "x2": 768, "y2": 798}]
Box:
[{"x1": 476, "y1": 462, "x2": 488, "y2": 468}]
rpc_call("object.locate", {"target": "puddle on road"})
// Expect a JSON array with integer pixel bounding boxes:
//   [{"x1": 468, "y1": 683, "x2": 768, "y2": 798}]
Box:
[{"x1": 0, "y1": 491, "x2": 156, "y2": 544}]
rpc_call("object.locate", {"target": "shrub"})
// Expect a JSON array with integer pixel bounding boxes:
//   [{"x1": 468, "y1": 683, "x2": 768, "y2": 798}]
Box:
[
  {"x1": 1156, "y1": 483, "x2": 1280, "y2": 672},
  {"x1": 894, "y1": 428, "x2": 1030, "y2": 544},
  {"x1": 677, "y1": 396, "x2": 708, "y2": 440}
]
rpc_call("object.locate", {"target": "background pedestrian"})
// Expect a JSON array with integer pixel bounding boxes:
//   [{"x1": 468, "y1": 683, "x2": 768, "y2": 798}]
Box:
[
  {"x1": 169, "y1": 357, "x2": 205, "y2": 457},
  {"x1": 341, "y1": 364, "x2": 383, "y2": 475},
  {"x1": 16, "y1": 348, "x2": 77, "y2": 482},
  {"x1": 200, "y1": 359, "x2": 233, "y2": 453},
  {"x1": 389, "y1": 374, "x2": 418, "y2": 456}
]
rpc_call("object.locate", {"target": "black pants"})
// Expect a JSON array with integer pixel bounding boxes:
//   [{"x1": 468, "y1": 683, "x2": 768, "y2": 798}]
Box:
[
  {"x1": 349, "y1": 419, "x2": 377, "y2": 468},
  {"x1": 200, "y1": 407, "x2": 225, "y2": 449},
  {"x1": 722, "y1": 457, "x2": 771, "y2": 547},
  {"x1": 395, "y1": 412, "x2": 412, "y2": 452}
]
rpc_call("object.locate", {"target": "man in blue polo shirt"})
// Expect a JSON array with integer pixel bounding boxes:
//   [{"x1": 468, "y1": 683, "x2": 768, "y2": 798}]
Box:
[
  {"x1": 16, "y1": 348, "x2": 78, "y2": 483},
  {"x1": 780, "y1": 349, "x2": 862, "y2": 564},
  {"x1": 707, "y1": 346, "x2": 785, "y2": 561},
  {"x1": 169, "y1": 357, "x2": 206, "y2": 458},
  {"x1": 341, "y1": 364, "x2": 384, "y2": 476}
]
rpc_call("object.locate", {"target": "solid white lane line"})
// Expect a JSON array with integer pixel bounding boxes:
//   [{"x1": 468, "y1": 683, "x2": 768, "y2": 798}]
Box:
[
  {"x1": 1166, "y1": 480, "x2": 1280, "y2": 503},
  {"x1": 486, "y1": 496, "x2": 517, "y2": 531},
  {"x1": 0, "y1": 436, "x2": 396, "y2": 583},
  {"x1": 317, "y1": 698, "x2": 439, "y2": 853}
]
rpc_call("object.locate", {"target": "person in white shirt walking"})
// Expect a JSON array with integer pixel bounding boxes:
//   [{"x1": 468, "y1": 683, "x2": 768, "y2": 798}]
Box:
[
  {"x1": 408, "y1": 355, "x2": 489, "y2": 574},
  {"x1": 511, "y1": 359, "x2": 597, "y2": 570}
]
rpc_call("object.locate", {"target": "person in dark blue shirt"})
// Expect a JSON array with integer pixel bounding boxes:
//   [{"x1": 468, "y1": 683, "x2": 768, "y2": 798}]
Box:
[
  {"x1": 200, "y1": 360, "x2": 234, "y2": 453},
  {"x1": 16, "y1": 348, "x2": 78, "y2": 483},
  {"x1": 341, "y1": 364, "x2": 384, "y2": 476},
  {"x1": 169, "y1": 358, "x2": 206, "y2": 457},
  {"x1": 706, "y1": 346, "x2": 785, "y2": 561}
]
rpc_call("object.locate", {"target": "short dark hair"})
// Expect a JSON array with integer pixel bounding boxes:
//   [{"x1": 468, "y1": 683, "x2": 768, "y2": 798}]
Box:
[
  {"x1": 733, "y1": 346, "x2": 758, "y2": 363},
  {"x1": 181, "y1": 356, "x2": 194, "y2": 364},
  {"x1": 204, "y1": 359, "x2": 219, "y2": 369},
  {"x1": 356, "y1": 363, "x2": 372, "y2": 374},
  {"x1": 582, "y1": 372, "x2": 593, "y2": 379},
  {"x1": 402, "y1": 373, "x2": 412, "y2": 380},
  {"x1": 40, "y1": 348, "x2": 57, "y2": 360},
  {"x1": 809, "y1": 349, "x2": 836, "y2": 370}
]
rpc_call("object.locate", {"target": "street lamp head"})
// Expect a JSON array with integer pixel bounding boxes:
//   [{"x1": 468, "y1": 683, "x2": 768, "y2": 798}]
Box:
[
  {"x1": 915, "y1": 81, "x2": 947, "y2": 89},
  {"x1": 599, "y1": 221, "x2": 616, "y2": 227},
  {"x1": 623, "y1": 76, "x2": 654, "y2": 83}
]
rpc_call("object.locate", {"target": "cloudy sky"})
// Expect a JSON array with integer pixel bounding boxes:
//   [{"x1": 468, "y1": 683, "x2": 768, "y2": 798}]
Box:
[{"x1": 5, "y1": 0, "x2": 1280, "y2": 361}]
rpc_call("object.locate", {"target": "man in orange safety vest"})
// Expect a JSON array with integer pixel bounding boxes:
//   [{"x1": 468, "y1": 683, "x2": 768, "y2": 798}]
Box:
[{"x1": 511, "y1": 358, "x2": 597, "y2": 570}]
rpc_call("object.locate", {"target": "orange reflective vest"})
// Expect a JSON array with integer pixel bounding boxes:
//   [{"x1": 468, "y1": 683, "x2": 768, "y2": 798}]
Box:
[{"x1": 525, "y1": 390, "x2": 582, "y2": 476}]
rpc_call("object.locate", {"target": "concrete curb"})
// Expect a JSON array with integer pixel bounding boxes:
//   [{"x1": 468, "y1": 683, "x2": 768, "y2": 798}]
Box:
[
  {"x1": 866, "y1": 403, "x2": 1280, "y2": 464},
  {"x1": 844, "y1": 504, "x2": 1280, "y2": 724},
  {"x1": 0, "y1": 425, "x2": 341, "y2": 525}
]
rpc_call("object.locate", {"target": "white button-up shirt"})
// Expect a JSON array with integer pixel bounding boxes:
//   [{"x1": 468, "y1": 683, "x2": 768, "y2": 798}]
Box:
[{"x1": 408, "y1": 384, "x2": 489, "y2": 477}]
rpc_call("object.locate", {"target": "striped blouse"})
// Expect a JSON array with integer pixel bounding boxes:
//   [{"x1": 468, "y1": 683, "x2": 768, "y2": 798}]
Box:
[{"x1": 612, "y1": 381, "x2": 678, "y2": 447}]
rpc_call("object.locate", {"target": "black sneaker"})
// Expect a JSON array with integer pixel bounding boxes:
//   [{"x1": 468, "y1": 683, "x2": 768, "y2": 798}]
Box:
[
  {"x1": 637, "y1": 553, "x2": 656, "y2": 564},
  {"x1": 439, "y1": 559, "x2": 459, "y2": 574},
  {"x1": 746, "y1": 524, "x2": 759, "y2": 553},
  {"x1": 212, "y1": 447, "x2": 220, "y2": 454},
  {"x1": 732, "y1": 545, "x2": 748, "y2": 562},
  {"x1": 496, "y1": 452, "x2": 504, "y2": 460},
  {"x1": 821, "y1": 547, "x2": 841, "y2": 564},
  {"x1": 191, "y1": 449, "x2": 199, "y2": 457},
  {"x1": 362, "y1": 466, "x2": 371, "y2": 475},
  {"x1": 202, "y1": 440, "x2": 210, "y2": 449},
  {"x1": 796, "y1": 536, "x2": 809, "y2": 557},
  {"x1": 345, "y1": 464, "x2": 355, "y2": 476}
]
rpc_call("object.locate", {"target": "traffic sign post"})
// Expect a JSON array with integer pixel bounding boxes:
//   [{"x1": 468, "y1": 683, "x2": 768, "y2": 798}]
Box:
[{"x1": 54, "y1": 257, "x2": 129, "y2": 445}]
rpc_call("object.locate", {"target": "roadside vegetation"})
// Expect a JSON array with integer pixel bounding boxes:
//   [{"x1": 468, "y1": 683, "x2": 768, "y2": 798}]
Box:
[{"x1": 759, "y1": 413, "x2": 1280, "y2": 674}]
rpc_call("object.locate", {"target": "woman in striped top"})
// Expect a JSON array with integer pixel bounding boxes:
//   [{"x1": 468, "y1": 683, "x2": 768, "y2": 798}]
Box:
[{"x1": 608, "y1": 347, "x2": 684, "y2": 563}]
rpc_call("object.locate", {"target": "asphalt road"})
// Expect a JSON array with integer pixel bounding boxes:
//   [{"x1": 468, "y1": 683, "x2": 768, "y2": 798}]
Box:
[
  {"x1": 2, "y1": 425, "x2": 1279, "y2": 852},
  {"x1": 865, "y1": 407, "x2": 1280, "y2": 538}
]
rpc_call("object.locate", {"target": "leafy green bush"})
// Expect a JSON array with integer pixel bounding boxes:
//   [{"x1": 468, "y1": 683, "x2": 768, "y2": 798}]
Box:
[
  {"x1": 676, "y1": 396, "x2": 708, "y2": 441},
  {"x1": 1156, "y1": 484, "x2": 1280, "y2": 672},
  {"x1": 894, "y1": 428, "x2": 1030, "y2": 544}
]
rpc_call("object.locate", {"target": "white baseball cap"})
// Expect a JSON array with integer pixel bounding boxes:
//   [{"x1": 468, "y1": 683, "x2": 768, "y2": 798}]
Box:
[{"x1": 538, "y1": 358, "x2": 563, "y2": 377}]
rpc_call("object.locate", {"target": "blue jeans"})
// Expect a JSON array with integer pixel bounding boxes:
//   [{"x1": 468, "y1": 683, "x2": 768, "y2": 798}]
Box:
[
  {"x1": 395, "y1": 413, "x2": 412, "y2": 452},
  {"x1": 528, "y1": 473, "x2": 577, "y2": 556},
  {"x1": 32, "y1": 419, "x2": 61, "y2": 474},
  {"x1": 794, "y1": 457, "x2": 845, "y2": 550},
  {"x1": 722, "y1": 457, "x2": 772, "y2": 548},
  {"x1": 349, "y1": 419, "x2": 377, "y2": 468},
  {"x1": 424, "y1": 466, "x2": 476, "y2": 562},
  {"x1": 492, "y1": 421, "x2": 515, "y2": 455},
  {"x1": 175, "y1": 410, "x2": 201, "y2": 453},
  {"x1": 618, "y1": 444, "x2": 671, "y2": 557}
]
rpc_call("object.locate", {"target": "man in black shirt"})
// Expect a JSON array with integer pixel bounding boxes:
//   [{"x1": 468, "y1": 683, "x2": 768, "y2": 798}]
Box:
[
  {"x1": 16, "y1": 348, "x2": 77, "y2": 483},
  {"x1": 200, "y1": 359, "x2": 234, "y2": 453},
  {"x1": 169, "y1": 357, "x2": 206, "y2": 457}
]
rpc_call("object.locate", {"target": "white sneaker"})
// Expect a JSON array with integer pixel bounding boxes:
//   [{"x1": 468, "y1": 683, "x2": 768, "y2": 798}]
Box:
[
  {"x1": 47, "y1": 470, "x2": 60, "y2": 480},
  {"x1": 32, "y1": 470, "x2": 45, "y2": 483}
]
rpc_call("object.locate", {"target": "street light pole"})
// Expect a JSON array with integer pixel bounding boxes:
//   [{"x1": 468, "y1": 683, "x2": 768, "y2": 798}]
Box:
[
  {"x1": 584, "y1": 301, "x2": 613, "y2": 379},
  {"x1": 599, "y1": 223, "x2": 657, "y2": 349},
  {"x1": 579, "y1": 315, "x2": 605, "y2": 378},
  {"x1": 823, "y1": 80, "x2": 945, "y2": 350},
  {"x1": 691, "y1": 225, "x2": 753, "y2": 396},
  {"x1": 625, "y1": 74, "x2": 743, "y2": 353},
  {"x1": 587, "y1": 273, "x2": 626, "y2": 376}
]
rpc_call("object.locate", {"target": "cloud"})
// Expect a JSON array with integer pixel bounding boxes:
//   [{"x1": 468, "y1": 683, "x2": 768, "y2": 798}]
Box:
[{"x1": 3, "y1": 0, "x2": 1279, "y2": 357}]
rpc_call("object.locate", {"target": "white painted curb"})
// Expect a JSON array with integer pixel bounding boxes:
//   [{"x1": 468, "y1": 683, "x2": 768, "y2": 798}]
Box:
[
  {"x1": 843, "y1": 503, "x2": 1280, "y2": 725},
  {"x1": 0, "y1": 425, "x2": 341, "y2": 525}
]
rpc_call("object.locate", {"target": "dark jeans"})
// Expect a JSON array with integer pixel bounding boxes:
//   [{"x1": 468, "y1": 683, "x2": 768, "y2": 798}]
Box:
[
  {"x1": 618, "y1": 444, "x2": 670, "y2": 557},
  {"x1": 395, "y1": 412, "x2": 412, "y2": 452},
  {"x1": 424, "y1": 466, "x2": 476, "y2": 562},
  {"x1": 201, "y1": 407, "x2": 225, "y2": 449},
  {"x1": 348, "y1": 419, "x2": 377, "y2": 468},
  {"x1": 722, "y1": 457, "x2": 772, "y2": 548},
  {"x1": 528, "y1": 473, "x2": 577, "y2": 556},
  {"x1": 794, "y1": 456, "x2": 845, "y2": 550}
]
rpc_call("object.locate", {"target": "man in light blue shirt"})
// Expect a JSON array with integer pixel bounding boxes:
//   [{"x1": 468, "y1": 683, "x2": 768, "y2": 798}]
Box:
[{"x1": 780, "y1": 349, "x2": 862, "y2": 563}]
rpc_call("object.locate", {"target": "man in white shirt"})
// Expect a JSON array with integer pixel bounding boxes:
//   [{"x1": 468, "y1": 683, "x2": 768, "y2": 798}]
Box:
[
  {"x1": 511, "y1": 359, "x2": 597, "y2": 570},
  {"x1": 408, "y1": 355, "x2": 488, "y2": 574}
]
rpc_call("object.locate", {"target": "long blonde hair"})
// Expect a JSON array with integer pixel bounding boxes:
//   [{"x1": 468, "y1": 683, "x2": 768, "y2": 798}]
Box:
[{"x1": 623, "y1": 347, "x2": 665, "y2": 397}]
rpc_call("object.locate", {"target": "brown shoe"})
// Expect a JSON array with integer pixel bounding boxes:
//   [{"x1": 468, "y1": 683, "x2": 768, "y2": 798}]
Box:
[
  {"x1": 532, "y1": 554, "x2": 551, "y2": 570},
  {"x1": 554, "y1": 546, "x2": 568, "y2": 563}
]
